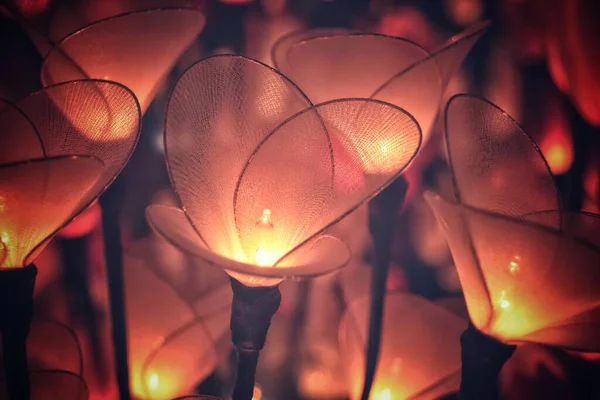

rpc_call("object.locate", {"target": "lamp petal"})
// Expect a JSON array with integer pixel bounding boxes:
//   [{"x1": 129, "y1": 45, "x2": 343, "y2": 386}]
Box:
[
  {"x1": 42, "y1": 7, "x2": 205, "y2": 113},
  {"x1": 444, "y1": 94, "x2": 561, "y2": 226},
  {"x1": 0, "y1": 155, "x2": 103, "y2": 268},
  {"x1": 340, "y1": 293, "x2": 465, "y2": 400},
  {"x1": 234, "y1": 99, "x2": 421, "y2": 263},
  {"x1": 164, "y1": 55, "x2": 312, "y2": 261},
  {"x1": 14, "y1": 80, "x2": 141, "y2": 205},
  {"x1": 426, "y1": 192, "x2": 600, "y2": 351},
  {"x1": 0, "y1": 99, "x2": 45, "y2": 163}
]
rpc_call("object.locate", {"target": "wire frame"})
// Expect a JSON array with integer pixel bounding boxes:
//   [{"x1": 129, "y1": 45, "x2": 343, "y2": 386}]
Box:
[
  {"x1": 47, "y1": 0, "x2": 199, "y2": 43},
  {"x1": 444, "y1": 94, "x2": 561, "y2": 228},
  {"x1": 124, "y1": 242, "x2": 231, "y2": 400},
  {"x1": 41, "y1": 7, "x2": 206, "y2": 113},
  {"x1": 425, "y1": 193, "x2": 600, "y2": 351},
  {"x1": 0, "y1": 156, "x2": 103, "y2": 268},
  {"x1": 0, "y1": 318, "x2": 87, "y2": 399},
  {"x1": 13, "y1": 80, "x2": 141, "y2": 193},
  {"x1": 340, "y1": 293, "x2": 466, "y2": 400},
  {"x1": 0, "y1": 99, "x2": 44, "y2": 164},
  {"x1": 426, "y1": 92, "x2": 600, "y2": 350},
  {"x1": 150, "y1": 55, "x2": 422, "y2": 286},
  {"x1": 271, "y1": 22, "x2": 488, "y2": 144}
]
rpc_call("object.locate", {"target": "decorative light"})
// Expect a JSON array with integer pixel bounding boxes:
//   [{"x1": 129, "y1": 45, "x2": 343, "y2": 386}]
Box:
[
  {"x1": 146, "y1": 54, "x2": 421, "y2": 399},
  {"x1": 425, "y1": 94, "x2": 600, "y2": 397},
  {"x1": 124, "y1": 240, "x2": 232, "y2": 400},
  {"x1": 340, "y1": 293, "x2": 466, "y2": 400},
  {"x1": 42, "y1": 6, "x2": 206, "y2": 113},
  {"x1": 271, "y1": 22, "x2": 489, "y2": 145},
  {"x1": 0, "y1": 79, "x2": 140, "y2": 399}
]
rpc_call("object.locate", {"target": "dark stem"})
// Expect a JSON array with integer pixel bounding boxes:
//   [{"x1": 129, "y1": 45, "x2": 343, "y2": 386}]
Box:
[
  {"x1": 458, "y1": 322, "x2": 515, "y2": 400},
  {"x1": 99, "y1": 176, "x2": 132, "y2": 400},
  {"x1": 360, "y1": 177, "x2": 408, "y2": 400},
  {"x1": 230, "y1": 278, "x2": 281, "y2": 400},
  {"x1": 0, "y1": 264, "x2": 37, "y2": 400}
]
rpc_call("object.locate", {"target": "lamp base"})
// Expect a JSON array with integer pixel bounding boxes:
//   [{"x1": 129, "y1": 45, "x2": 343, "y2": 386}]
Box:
[
  {"x1": 458, "y1": 322, "x2": 516, "y2": 400},
  {"x1": 0, "y1": 264, "x2": 37, "y2": 400},
  {"x1": 230, "y1": 278, "x2": 281, "y2": 400}
]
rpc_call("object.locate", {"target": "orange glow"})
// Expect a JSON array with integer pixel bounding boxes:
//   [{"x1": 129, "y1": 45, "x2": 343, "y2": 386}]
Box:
[
  {"x1": 253, "y1": 385, "x2": 263, "y2": 400},
  {"x1": 131, "y1": 364, "x2": 179, "y2": 400},
  {"x1": 360, "y1": 138, "x2": 406, "y2": 175},
  {"x1": 254, "y1": 209, "x2": 279, "y2": 266},
  {"x1": 539, "y1": 106, "x2": 573, "y2": 175}
]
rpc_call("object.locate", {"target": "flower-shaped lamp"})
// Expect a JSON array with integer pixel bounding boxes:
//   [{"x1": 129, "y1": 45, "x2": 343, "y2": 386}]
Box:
[
  {"x1": 340, "y1": 293, "x2": 466, "y2": 400},
  {"x1": 0, "y1": 79, "x2": 140, "y2": 399},
  {"x1": 425, "y1": 94, "x2": 600, "y2": 397},
  {"x1": 41, "y1": 6, "x2": 205, "y2": 113},
  {"x1": 147, "y1": 54, "x2": 422, "y2": 286},
  {"x1": 147, "y1": 55, "x2": 421, "y2": 399},
  {"x1": 124, "y1": 241, "x2": 231, "y2": 400},
  {"x1": 271, "y1": 22, "x2": 488, "y2": 144}
]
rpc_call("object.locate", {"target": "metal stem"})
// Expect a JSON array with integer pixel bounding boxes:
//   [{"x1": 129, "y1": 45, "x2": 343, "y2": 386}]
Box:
[
  {"x1": 230, "y1": 278, "x2": 281, "y2": 400},
  {"x1": 0, "y1": 264, "x2": 37, "y2": 400},
  {"x1": 99, "y1": 176, "x2": 132, "y2": 400}
]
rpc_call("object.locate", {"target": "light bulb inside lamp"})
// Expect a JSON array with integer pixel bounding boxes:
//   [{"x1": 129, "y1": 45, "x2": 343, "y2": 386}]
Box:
[{"x1": 254, "y1": 209, "x2": 276, "y2": 266}]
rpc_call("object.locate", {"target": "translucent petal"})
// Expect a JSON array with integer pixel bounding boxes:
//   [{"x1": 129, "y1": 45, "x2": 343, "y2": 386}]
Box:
[
  {"x1": 444, "y1": 95, "x2": 560, "y2": 226},
  {"x1": 42, "y1": 8, "x2": 205, "y2": 112},
  {"x1": 146, "y1": 204, "x2": 351, "y2": 287},
  {"x1": 340, "y1": 293, "x2": 465, "y2": 400},
  {"x1": 164, "y1": 55, "x2": 312, "y2": 262},
  {"x1": 0, "y1": 156, "x2": 103, "y2": 268},
  {"x1": 124, "y1": 249, "x2": 230, "y2": 399},
  {"x1": 0, "y1": 99, "x2": 45, "y2": 163},
  {"x1": 272, "y1": 23, "x2": 488, "y2": 144},
  {"x1": 426, "y1": 192, "x2": 600, "y2": 351},
  {"x1": 234, "y1": 99, "x2": 421, "y2": 263}
]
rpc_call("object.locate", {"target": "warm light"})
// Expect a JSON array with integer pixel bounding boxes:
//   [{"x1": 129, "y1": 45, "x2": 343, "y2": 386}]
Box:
[
  {"x1": 540, "y1": 116, "x2": 573, "y2": 175},
  {"x1": 254, "y1": 209, "x2": 276, "y2": 266},
  {"x1": 509, "y1": 256, "x2": 520, "y2": 275},
  {"x1": 374, "y1": 388, "x2": 394, "y2": 400},
  {"x1": 359, "y1": 138, "x2": 405, "y2": 175},
  {"x1": 499, "y1": 290, "x2": 510, "y2": 309},
  {"x1": 148, "y1": 372, "x2": 159, "y2": 391},
  {"x1": 253, "y1": 385, "x2": 263, "y2": 400}
]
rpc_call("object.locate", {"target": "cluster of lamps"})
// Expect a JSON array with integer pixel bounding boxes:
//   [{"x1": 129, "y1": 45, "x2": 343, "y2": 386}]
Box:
[{"x1": 2, "y1": 2, "x2": 599, "y2": 400}]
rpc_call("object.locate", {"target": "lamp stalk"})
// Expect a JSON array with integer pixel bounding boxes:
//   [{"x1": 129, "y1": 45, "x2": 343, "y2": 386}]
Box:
[
  {"x1": 99, "y1": 176, "x2": 132, "y2": 400},
  {"x1": 361, "y1": 177, "x2": 407, "y2": 400},
  {"x1": 0, "y1": 264, "x2": 37, "y2": 400},
  {"x1": 230, "y1": 278, "x2": 281, "y2": 400},
  {"x1": 458, "y1": 322, "x2": 515, "y2": 399}
]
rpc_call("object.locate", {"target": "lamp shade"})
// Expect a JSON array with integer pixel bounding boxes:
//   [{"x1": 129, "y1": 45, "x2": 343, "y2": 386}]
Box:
[
  {"x1": 340, "y1": 293, "x2": 466, "y2": 400},
  {"x1": 425, "y1": 193, "x2": 600, "y2": 351},
  {"x1": 0, "y1": 156, "x2": 102, "y2": 268},
  {"x1": 443, "y1": 94, "x2": 561, "y2": 226},
  {"x1": 147, "y1": 55, "x2": 422, "y2": 286},
  {"x1": 425, "y1": 94, "x2": 600, "y2": 351},
  {"x1": 41, "y1": 7, "x2": 205, "y2": 113},
  {"x1": 0, "y1": 99, "x2": 44, "y2": 164},
  {"x1": 271, "y1": 22, "x2": 488, "y2": 144},
  {"x1": 0, "y1": 79, "x2": 141, "y2": 267},
  {"x1": 124, "y1": 241, "x2": 231, "y2": 400}
]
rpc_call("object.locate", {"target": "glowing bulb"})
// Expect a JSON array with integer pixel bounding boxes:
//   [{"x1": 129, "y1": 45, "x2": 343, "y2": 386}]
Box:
[
  {"x1": 254, "y1": 209, "x2": 275, "y2": 266},
  {"x1": 499, "y1": 290, "x2": 510, "y2": 309},
  {"x1": 509, "y1": 256, "x2": 520, "y2": 275},
  {"x1": 147, "y1": 372, "x2": 159, "y2": 392},
  {"x1": 253, "y1": 385, "x2": 263, "y2": 400},
  {"x1": 374, "y1": 388, "x2": 393, "y2": 400}
]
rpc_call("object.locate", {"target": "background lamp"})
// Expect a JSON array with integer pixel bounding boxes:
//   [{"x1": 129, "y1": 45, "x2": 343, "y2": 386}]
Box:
[
  {"x1": 340, "y1": 293, "x2": 466, "y2": 400},
  {"x1": 271, "y1": 22, "x2": 489, "y2": 144},
  {"x1": 426, "y1": 94, "x2": 600, "y2": 398}
]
